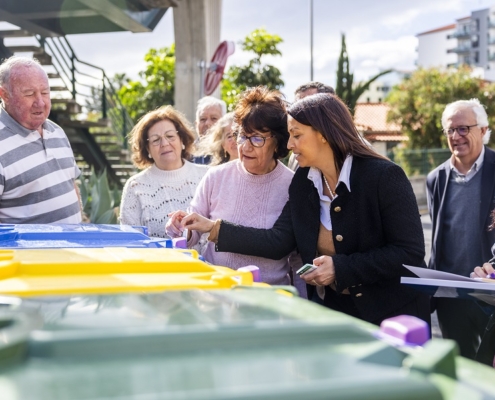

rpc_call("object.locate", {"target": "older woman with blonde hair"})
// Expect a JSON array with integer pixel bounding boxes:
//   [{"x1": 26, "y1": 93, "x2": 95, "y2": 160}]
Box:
[
  {"x1": 195, "y1": 112, "x2": 238, "y2": 166},
  {"x1": 120, "y1": 105, "x2": 208, "y2": 237}
]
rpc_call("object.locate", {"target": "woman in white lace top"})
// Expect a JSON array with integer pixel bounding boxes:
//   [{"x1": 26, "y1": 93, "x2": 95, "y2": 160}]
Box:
[{"x1": 120, "y1": 106, "x2": 208, "y2": 237}]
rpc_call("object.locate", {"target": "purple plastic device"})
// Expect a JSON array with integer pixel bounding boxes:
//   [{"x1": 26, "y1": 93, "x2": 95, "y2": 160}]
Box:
[
  {"x1": 378, "y1": 315, "x2": 430, "y2": 346},
  {"x1": 172, "y1": 237, "x2": 187, "y2": 249},
  {"x1": 238, "y1": 265, "x2": 261, "y2": 282}
]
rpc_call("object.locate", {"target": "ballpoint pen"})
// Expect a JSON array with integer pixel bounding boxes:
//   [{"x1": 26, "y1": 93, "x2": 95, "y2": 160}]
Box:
[
  {"x1": 485, "y1": 257, "x2": 495, "y2": 279},
  {"x1": 471, "y1": 257, "x2": 495, "y2": 280}
]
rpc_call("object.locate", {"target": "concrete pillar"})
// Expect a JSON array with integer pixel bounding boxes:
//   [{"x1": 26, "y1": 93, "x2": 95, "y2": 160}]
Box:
[{"x1": 173, "y1": 0, "x2": 222, "y2": 123}]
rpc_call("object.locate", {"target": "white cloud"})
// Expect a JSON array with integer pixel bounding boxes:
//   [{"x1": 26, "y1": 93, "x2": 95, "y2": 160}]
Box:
[
  {"x1": 57, "y1": 0, "x2": 495, "y2": 110},
  {"x1": 352, "y1": 36, "x2": 418, "y2": 75},
  {"x1": 381, "y1": 8, "x2": 422, "y2": 28}
]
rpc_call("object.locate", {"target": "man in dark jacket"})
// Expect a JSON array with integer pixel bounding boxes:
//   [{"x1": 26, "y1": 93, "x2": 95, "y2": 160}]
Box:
[{"x1": 426, "y1": 98, "x2": 495, "y2": 359}]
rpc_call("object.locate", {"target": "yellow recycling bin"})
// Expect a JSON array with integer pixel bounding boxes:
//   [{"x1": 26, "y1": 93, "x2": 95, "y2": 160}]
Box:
[{"x1": 0, "y1": 247, "x2": 264, "y2": 296}]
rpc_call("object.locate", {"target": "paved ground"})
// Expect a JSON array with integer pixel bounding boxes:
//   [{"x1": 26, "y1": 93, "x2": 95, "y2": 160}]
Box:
[{"x1": 421, "y1": 213, "x2": 432, "y2": 263}]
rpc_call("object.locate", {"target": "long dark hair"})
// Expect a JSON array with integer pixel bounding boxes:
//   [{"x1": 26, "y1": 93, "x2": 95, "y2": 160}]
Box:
[{"x1": 287, "y1": 93, "x2": 386, "y2": 173}]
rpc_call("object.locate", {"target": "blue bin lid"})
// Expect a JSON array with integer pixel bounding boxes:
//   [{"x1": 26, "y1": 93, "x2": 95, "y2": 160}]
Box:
[{"x1": 0, "y1": 223, "x2": 172, "y2": 248}]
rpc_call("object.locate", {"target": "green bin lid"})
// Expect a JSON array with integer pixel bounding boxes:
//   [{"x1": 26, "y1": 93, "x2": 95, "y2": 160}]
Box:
[{"x1": 0, "y1": 290, "x2": 494, "y2": 400}]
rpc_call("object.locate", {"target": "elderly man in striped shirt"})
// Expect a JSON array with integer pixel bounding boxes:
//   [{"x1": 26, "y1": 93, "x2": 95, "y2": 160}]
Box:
[{"x1": 0, "y1": 56, "x2": 82, "y2": 223}]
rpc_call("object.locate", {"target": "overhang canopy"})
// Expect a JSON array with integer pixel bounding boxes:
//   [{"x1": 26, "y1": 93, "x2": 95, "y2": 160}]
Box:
[{"x1": 0, "y1": 0, "x2": 178, "y2": 36}]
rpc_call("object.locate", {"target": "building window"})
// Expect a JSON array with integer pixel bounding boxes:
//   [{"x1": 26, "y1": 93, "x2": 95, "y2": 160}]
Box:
[
  {"x1": 472, "y1": 34, "x2": 479, "y2": 48},
  {"x1": 378, "y1": 98, "x2": 382, "y2": 103},
  {"x1": 474, "y1": 51, "x2": 479, "y2": 63},
  {"x1": 366, "y1": 97, "x2": 370, "y2": 103}
]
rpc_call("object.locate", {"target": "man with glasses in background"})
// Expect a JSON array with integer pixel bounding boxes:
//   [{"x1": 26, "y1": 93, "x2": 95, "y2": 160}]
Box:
[{"x1": 426, "y1": 98, "x2": 495, "y2": 360}]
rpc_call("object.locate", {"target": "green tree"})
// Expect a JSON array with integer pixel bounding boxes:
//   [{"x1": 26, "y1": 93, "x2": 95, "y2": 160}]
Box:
[
  {"x1": 336, "y1": 33, "x2": 392, "y2": 114},
  {"x1": 222, "y1": 28, "x2": 284, "y2": 111},
  {"x1": 387, "y1": 66, "x2": 495, "y2": 149},
  {"x1": 117, "y1": 45, "x2": 175, "y2": 120}
]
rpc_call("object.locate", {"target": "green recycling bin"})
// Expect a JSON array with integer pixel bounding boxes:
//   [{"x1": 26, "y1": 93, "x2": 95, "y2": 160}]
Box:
[{"x1": 1, "y1": 288, "x2": 495, "y2": 400}]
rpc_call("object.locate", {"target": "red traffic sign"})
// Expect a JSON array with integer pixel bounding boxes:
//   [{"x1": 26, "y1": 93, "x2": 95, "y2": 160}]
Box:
[{"x1": 204, "y1": 41, "x2": 235, "y2": 95}]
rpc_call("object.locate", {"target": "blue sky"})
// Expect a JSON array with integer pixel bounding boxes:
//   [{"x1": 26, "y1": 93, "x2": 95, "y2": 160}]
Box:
[{"x1": 67, "y1": 0, "x2": 493, "y2": 102}]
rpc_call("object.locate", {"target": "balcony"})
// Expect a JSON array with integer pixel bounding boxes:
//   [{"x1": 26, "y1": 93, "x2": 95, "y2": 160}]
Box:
[
  {"x1": 448, "y1": 29, "x2": 471, "y2": 39},
  {"x1": 489, "y1": 20, "x2": 495, "y2": 29},
  {"x1": 488, "y1": 53, "x2": 495, "y2": 61},
  {"x1": 447, "y1": 45, "x2": 471, "y2": 54}
]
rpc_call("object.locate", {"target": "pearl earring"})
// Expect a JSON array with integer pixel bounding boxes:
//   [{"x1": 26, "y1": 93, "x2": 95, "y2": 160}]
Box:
[
  {"x1": 182, "y1": 144, "x2": 185, "y2": 150},
  {"x1": 148, "y1": 153, "x2": 152, "y2": 158}
]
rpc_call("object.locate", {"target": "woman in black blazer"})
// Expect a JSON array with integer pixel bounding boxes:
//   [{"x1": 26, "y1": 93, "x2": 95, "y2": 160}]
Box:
[{"x1": 178, "y1": 93, "x2": 430, "y2": 325}]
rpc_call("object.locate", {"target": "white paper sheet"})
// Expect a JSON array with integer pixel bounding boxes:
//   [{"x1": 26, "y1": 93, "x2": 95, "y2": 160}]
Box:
[{"x1": 403, "y1": 265, "x2": 476, "y2": 282}]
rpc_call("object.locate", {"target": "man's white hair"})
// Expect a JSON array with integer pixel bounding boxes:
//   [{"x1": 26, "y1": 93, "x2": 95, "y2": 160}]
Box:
[
  {"x1": 0, "y1": 56, "x2": 46, "y2": 93},
  {"x1": 442, "y1": 98, "x2": 491, "y2": 144},
  {"x1": 195, "y1": 96, "x2": 226, "y2": 122}
]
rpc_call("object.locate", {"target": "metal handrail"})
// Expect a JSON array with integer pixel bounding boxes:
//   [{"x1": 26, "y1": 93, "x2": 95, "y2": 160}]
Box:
[{"x1": 36, "y1": 35, "x2": 133, "y2": 149}]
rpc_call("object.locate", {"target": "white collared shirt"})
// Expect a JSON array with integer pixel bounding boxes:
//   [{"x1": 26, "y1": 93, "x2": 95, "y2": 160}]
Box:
[
  {"x1": 449, "y1": 146, "x2": 484, "y2": 183},
  {"x1": 307, "y1": 155, "x2": 353, "y2": 230}
]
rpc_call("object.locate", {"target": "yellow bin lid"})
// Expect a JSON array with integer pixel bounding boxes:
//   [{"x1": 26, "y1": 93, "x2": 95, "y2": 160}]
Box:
[{"x1": 0, "y1": 248, "x2": 257, "y2": 296}]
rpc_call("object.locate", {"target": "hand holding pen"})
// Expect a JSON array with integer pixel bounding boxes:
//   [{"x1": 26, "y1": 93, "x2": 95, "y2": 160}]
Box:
[{"x1": 471, "y1": 259, "x2": 495, "y2": 279}]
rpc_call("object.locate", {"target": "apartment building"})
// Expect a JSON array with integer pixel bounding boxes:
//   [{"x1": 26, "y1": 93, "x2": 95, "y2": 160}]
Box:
[
  {"x1": 416, "y1": 6, "x2": 495, "y2": 80},
  {"x1": 416, "y1": 24, "x2": 456, "y2": 68},
  {"x1": 357, "y1": 70, "x2": 411, "y2": 103}
]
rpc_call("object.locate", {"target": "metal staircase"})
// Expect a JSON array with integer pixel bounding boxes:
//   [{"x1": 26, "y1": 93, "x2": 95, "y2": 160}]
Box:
[{"x1": 0, "y1": 27, "x2": 136, "y2": 187}]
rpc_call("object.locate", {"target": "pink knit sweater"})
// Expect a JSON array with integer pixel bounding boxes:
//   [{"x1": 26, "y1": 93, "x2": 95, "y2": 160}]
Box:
[{"x1": 188, "y1": 159, "x2": 299, "y2": 286}]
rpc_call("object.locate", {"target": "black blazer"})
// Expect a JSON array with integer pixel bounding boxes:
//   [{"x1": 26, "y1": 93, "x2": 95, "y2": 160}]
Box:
[
  {"x1": 217, "y1": 156, "x2": 426, "y2": 322},
  {"x1": 426, "y1": 146, "x2": 495, "y2": 271}
]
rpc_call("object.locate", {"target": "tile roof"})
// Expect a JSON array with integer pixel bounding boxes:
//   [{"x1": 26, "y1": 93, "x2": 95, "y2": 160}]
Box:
[
  {"x1": 365, "y1": 134, "x2": 409, "y2": 141},
  {"x1": 416, "y1": 23, "x2": 456, "y2": 37},
  {"x1": 354, "y1": 103, "x2": 407, "y2": 142}
]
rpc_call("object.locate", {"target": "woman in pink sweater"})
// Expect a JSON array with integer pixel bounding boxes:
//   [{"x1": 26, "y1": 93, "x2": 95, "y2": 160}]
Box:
[{"x1": 167, "y1": 87, "x2": 305, "y2": 294}]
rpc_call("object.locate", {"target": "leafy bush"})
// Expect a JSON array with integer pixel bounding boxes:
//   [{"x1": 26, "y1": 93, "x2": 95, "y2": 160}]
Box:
[{"x1": 78, "y1": 168, "x2": 121, "y2": 224}]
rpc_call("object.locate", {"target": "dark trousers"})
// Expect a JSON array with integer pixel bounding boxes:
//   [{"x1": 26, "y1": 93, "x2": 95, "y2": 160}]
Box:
[
  {"x1": 436, "y1": 298, "x2": 491, "y2": 360},
  {"x1": 476, "y1": 311, "x2": 495, "y2": 367},
  {"x1": 371, "y1": 293, "x2": 431, "y2": 328},
  {"x1": 323, "y1": 289, "x2": 431, "y2": 328}
]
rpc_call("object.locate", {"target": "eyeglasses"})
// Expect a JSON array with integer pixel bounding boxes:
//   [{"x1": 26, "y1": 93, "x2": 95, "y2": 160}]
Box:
[
  {"x1": 443, "y1": 125, "x2": 478, "y2": 137},
  {"x1": 147, "y1": 130, "x2": 179, "y2": 146},
  {"x1": 235, "y1": 134, "x2": 275, "y2": 148}
]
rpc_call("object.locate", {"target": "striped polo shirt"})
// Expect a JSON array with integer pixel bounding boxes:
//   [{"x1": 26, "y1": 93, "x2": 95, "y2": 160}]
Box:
[{"x1": 0, "y1": 107, "x2": 82, "y2": 223}]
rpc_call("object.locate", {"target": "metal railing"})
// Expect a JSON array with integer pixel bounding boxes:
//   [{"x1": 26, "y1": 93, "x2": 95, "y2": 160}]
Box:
[
  {"x1": 36, "y1": 36, "x2": 133, "y2": 149},
  {"x1": 447, "y1": 45, "x2": 471, "y2": 54},
  {"x1": 388, "y1": 148, "x2": 451, "y2": 177},
  {"x1": 448, "y1": 29, "x2": 471, "y2": 39}
]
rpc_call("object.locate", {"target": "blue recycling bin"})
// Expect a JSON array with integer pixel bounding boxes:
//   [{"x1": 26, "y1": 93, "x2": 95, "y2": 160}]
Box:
[{"x1": 0, "y1": 223, "x2": 172, "y2": 248}]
